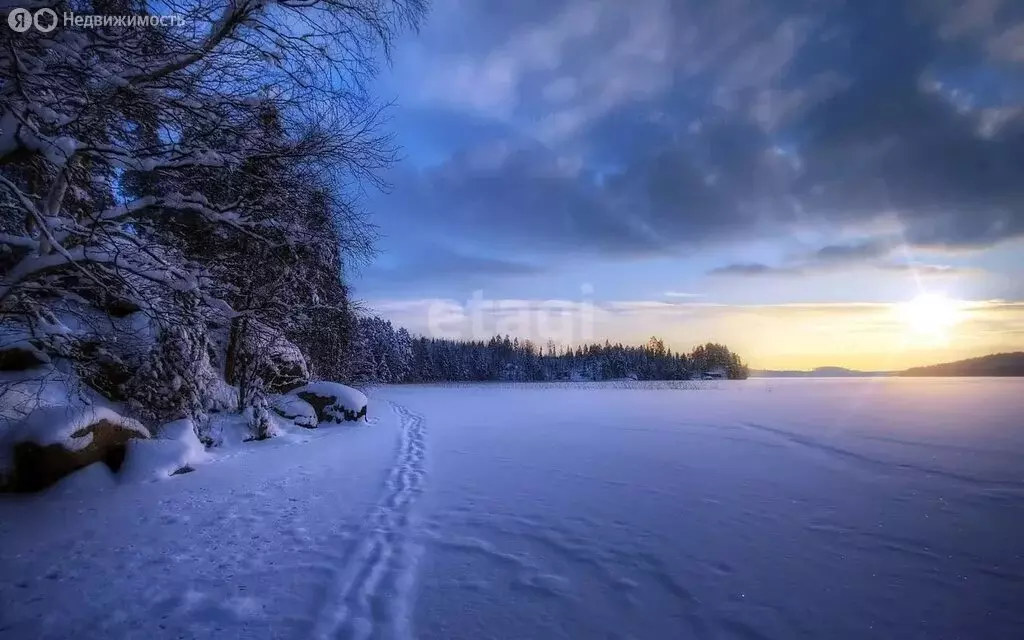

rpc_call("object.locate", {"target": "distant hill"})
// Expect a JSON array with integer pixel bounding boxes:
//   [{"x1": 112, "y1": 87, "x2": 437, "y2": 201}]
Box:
[
  {"x1": 751, "y1": 366, "x2": 889, "y2": 378},
  {"x1": 898, "y1": 352, "x2": 1024, "y2": 377},
  {"x1": 752, "y1": 353, "x2": 1024, "y2": 378}
]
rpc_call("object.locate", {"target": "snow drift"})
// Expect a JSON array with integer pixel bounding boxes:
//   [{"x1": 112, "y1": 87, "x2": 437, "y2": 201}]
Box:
[{"x1": 119, "y1": 418, "x2": 209, "y2": 483}]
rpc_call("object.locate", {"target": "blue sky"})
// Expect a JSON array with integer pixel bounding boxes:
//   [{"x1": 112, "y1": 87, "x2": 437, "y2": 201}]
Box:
[{"x1": 351, "y1": 0, "x2": 1024, "y2": 368}]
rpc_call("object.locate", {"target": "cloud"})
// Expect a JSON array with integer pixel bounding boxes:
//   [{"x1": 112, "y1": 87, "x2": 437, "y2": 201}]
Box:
[
  {"x1": 663, "y1": 291, "x2": 703, "y2": 298},
  {"x1": 360, "y1": 247, "x2": 546, "y2": 292},
  {"x1": 707, "y1": 239, "x2": 897, "y2": 276},
  {"x1": 876, "y1": 263, "x2": 977, "y2": 276},
  {"x1": 380, "y1": 0, "x2": 1024, "y2": 270},
  {"x1": 812, "y1": 239, "x2": 892, "y2": 264},
  {"x1": 360, "y1": 0, "x2": 1024, "y2": 300},
  {"x1": 708, "y1": 257, "x2": 979, "y2": 278},
  {"x1": 408, "y1": 251, "x2": 545, "y2": 278},
  {"x1": 416, "y1": 1, "x2": 602, "y2": 118},
  {"x1": 378, "y1": 126, "x2": 798, "y2": 260},
  {"x1": 414, "y1": 0, "x2": 674, "y2": 140},
  {"x1": 708, "y1": 262, "x2": 800, "y2": 277},
  {"x1": 377, "y1": 139, "x2": 660, "y2": 257}
]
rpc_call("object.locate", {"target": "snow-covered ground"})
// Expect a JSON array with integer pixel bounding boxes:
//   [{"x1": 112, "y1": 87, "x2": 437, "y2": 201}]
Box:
[{"x1": 2, "y1": 378, "x2": 1022, "y2": 639}]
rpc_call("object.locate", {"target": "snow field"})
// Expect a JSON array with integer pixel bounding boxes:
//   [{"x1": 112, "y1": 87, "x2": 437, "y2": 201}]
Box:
[{"x1": 2, "y1": 378, "x2": 1022, "y2": 640}]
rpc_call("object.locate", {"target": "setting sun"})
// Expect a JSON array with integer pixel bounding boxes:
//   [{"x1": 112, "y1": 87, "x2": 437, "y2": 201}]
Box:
[{"x1": 897, "y1": 293, "x2": 964, "y2": 339}]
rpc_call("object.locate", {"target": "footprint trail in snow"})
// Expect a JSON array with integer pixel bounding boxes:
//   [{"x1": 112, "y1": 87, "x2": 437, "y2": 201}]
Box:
[{"x1": 311, "y1": 402, "x2": 427, "y2": 640}]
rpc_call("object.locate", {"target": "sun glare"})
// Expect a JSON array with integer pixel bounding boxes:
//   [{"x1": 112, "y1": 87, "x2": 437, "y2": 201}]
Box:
[{"x1": 897, "y1": 293, "x2": 963, "y2": 340}]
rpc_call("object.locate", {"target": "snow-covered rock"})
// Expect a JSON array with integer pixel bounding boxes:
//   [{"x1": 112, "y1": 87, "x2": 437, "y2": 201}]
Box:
[
  {"x1": 118, "y1": 418, "x2": 208, "y2": 483},
  {"x1": 0, "y1": 404, "x2": 150, "y2": 492},
  {"x1": 4, "y1": 404, "x2": 149, "y2": 451},
  {"x1": 262, "y1": 338, "x2": 310, "y2": 394},
  {"x1": 236, "y1": 321, "x2": 310, "y2": 394},
  {"x1": 293, "y1": 381, "x2": 367, "y2": 423},
  {"x1": 270, "y1": 394, "x2": 318, "y2": 428}
]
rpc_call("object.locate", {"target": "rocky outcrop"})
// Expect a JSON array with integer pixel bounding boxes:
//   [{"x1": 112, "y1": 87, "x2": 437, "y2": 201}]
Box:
[
  {"x1": 292, "y1": 382, "x2": 367, "y2": 424},
  {"x1": 2, "y1": 418, "x2": 151, "y2": 493},
  {"x1": 271, "y1": 395, "x2": 318, "y2": 428},
  {"x1": 264, "y1": 349, "x2": 309, "y2": 394},
  {"x1": 226, "y1": 320, "x2": 310, "y2": 395}
]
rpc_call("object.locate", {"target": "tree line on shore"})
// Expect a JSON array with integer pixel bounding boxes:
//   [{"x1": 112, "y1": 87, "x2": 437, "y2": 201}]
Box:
[{"x1": 351, "y1": 317, "x2": 749, "y2": 383}]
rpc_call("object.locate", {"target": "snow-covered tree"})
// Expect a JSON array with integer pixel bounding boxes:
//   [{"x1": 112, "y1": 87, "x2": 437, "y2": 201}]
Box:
[
  {"x1": 1, "y1": 0, "x2": 424, "y2": 414},
  {"x1": 121, "y1": 300, "x2": 222, "y2": 421}
]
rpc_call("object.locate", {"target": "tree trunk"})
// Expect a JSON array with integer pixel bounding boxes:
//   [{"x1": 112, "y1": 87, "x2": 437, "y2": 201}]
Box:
[{"x1": 224, "y1": 315, "x2": 248, "y2": 386}]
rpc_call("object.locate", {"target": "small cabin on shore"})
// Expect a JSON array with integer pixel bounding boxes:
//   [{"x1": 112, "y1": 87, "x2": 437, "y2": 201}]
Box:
[{"x1": 701, "y1": 367, "x2": 727, "y2": 380}]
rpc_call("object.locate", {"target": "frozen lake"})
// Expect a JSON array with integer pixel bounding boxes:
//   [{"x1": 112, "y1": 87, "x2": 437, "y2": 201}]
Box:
[{"x1": 2, "y1": 378, "x2": 1022, "y2": 639}]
